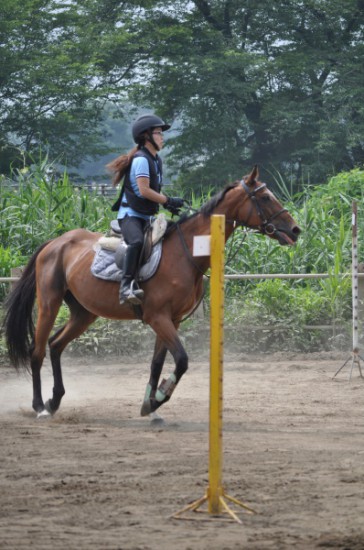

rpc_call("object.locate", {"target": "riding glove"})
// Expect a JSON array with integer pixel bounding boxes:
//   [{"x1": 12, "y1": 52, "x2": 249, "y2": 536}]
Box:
[{"x1": 164, "y1": 196, "x2": 184, "y2": 215}]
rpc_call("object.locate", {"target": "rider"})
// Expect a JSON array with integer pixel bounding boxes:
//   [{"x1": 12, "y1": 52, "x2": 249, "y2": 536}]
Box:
[{"x1": 107, "y1": 114, "x2": 184, "y2": 305}]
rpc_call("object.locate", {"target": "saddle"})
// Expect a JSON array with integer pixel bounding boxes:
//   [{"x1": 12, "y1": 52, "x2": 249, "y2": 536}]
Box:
[
  {"x1": 98, "y1": 213, "x2": 167, "y2": 267},
  {"x1": 91, "y1": 214, "x2": 167, "y2": 283}
]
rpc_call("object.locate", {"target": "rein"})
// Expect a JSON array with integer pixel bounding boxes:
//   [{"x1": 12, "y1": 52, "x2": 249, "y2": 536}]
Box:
[
  {"x1": 174, "y1": 179, "x2": 287, "y2": 276},
  {"x1": 171, "y1": 179, "x2": 287, "y2": 320},
  {"x1": 176, "y1": 223, "x2": 208, "y2": 277}
]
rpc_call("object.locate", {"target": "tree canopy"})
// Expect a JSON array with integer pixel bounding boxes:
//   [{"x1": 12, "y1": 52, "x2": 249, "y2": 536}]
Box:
[
  {"x1": 126, "y1": 0, "x2": 364, "y2": 187},
  {"x1": 1, "y1": 0, "x2": 363, "y2": 188},
  {"x1": 0, "y1": 0, "x2": 139, "y2": 171}
]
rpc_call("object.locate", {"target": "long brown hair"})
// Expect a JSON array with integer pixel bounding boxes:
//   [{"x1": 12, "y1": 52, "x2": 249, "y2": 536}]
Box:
[{"x1": 106, "y1": 146, "x2": 139, "y2": 187}]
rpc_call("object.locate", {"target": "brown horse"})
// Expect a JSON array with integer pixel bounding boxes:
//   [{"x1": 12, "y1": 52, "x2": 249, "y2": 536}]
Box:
[{"x1": 4, "y1": 167, "x2": 300, "y2": 418}]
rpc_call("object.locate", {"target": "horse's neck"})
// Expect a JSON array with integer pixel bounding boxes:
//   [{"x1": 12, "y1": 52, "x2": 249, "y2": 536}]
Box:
[
  {"x1": 212, "y1": 201, "x2": 238, "y2": 240},
  {"x1": 184, "y1": 212, "x2": 235, "y2": 242},
  {"x1": 163, "y1": 211, "x2": 236, "y2": 278}
]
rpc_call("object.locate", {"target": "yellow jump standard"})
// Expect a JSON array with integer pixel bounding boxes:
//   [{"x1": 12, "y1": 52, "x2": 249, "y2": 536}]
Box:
[{"x1": 173, "y1": 215, "x2": 256, "y2": 523}]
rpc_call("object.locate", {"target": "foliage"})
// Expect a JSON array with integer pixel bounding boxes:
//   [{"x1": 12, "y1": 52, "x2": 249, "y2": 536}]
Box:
[
  {"x1": 1, "y1": 159, "x2": 363, "y2": 354},
  {"x1": 0, "y1": 157, "x2": 114, "y2": 299},
  {"x1": 0, "y1": 0, "x2": 140, "y2": 170},
  {"x1": 223, "y1": 278, "x2": 351, "y2": 353},
  {"x1": 0, "y1": 246, "x2": 25, "y2": 302},
  {"x1": 1, "y1": 1, "x2": 364, "y2": 189},
  {"x1": 0, "y1": 157, "x2": 113, "y2": 255},
  {"x1": 223, "y1": 168, "x2": 364, "y2": 279},
  {"x1": 127, "y1": 0, "x2": 364, "y2": 188},
  {"x1": 220, "y1": 167, "x2": 363, "y2": 351}
]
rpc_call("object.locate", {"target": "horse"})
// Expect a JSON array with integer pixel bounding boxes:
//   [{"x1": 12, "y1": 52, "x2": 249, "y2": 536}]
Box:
[{"x1": 3, "y1": 166, "x2": 301, "y2": 419}]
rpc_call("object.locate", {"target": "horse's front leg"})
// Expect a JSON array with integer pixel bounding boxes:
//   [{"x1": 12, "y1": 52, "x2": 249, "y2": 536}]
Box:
[
  {"x1": 141, "y1": 318, "x2": 188, "y2": 416},
  {"x1": 141, "y1": 337, "x2": 167, "y2": 416}
]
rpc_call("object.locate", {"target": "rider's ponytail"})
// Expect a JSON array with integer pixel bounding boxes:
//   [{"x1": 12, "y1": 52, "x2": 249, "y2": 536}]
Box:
[{"x1": 106, "y1": 146, "x2": 139, "y2": 186}]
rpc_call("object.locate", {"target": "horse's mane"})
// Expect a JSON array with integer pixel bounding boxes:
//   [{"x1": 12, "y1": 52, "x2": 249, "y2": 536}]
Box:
[
  {"x1": 200, "y1": 181, "x2": 239, "y2": 216},
  {"x1": 164, "y1": 181, "x2": 240, "y2": 237}
]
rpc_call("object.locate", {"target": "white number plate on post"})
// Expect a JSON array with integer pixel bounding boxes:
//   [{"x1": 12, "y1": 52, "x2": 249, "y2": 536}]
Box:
[{"x1": 193, "y1": 235, "x2": 211, "y2": 257}]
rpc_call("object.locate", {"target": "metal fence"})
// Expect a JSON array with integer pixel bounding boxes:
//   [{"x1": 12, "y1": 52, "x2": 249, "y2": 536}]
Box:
[
  {"x1": 1, "y1": 178, "x2": 115, "y2": 197},
  {"x1": 2, "y1": 271, "x2": 362, "y2": 284},
  {"x1": 1, "y1": 270, "x2": 362, "y2": 346}
]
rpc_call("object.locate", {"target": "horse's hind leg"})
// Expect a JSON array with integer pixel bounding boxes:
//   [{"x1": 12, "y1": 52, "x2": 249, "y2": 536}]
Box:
[
  {"x1": 31, "y1": 297, "x2": 64, "y2": 415},
  {"x1": 45, "y1": 293, "x2": 97, "y2": 415},
  {"x1": 141, "y1": 336, "x2": 168, "y2": 416}
]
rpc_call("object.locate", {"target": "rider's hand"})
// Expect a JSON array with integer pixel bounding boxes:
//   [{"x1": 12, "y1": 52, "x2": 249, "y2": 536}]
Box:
[{"x1": 164, "y1": 196, "x2": 184, "y2": 215}]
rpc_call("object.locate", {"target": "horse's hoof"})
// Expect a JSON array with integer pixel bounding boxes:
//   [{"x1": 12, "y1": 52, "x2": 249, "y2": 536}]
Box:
[
  {"x1": 141, "y1": 398, "x2": 162, "y2": 416},
  {"x1": 140, "y1": 400, "x2": 152, "y2": 417},
  {"x1": 44, "y1": 399, "x2": 56, "y2": 416},
  {"x1": 37, "y1": 409, "x2": 51, "y2": 419}
]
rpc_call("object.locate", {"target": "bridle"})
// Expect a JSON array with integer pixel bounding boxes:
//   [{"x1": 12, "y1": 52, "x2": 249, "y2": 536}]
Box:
[
  {"x1": 232, "y1": 179, "x2": 288, "y2": 237},
  {"x1": 174, "y1": 179, "x2": 289, "y2": 277}
]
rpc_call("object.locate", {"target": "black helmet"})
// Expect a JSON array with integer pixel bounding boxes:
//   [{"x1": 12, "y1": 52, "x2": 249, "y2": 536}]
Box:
[{"x1": 132, "y1": 114, "x2": 171, "y2": 143}]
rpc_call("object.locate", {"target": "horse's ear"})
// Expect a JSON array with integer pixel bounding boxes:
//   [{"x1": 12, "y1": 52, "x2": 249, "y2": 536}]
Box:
[{"x1": 245, "y1": 165, "x2": 259, "y2": 186}]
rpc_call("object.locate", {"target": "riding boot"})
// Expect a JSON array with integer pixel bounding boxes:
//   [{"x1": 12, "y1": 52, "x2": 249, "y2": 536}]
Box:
[{"x1": 119, "y1": 243, "x2": 144, "y2": 305}]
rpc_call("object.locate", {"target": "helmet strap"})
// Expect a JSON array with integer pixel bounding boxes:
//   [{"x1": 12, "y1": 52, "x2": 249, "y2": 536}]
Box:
[{"x1": 146, "y1": 129, "x2": 160, "y2": 152}]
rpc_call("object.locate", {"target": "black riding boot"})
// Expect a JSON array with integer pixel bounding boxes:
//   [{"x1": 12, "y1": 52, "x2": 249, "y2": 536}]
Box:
[{"x1": 119, "y1": 243, "x2": 144, "y2": 305}]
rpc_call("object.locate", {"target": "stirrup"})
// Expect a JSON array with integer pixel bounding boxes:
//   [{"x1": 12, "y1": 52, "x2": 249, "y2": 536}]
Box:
[
  {"x1": 119, "y1": 281, "x2": 144, "y2": 305},
  {"x1": 131, "y1": 280, "x2": 144, "y2": 298}
]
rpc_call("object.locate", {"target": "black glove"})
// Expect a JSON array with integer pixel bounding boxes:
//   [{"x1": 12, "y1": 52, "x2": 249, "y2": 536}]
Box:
[{"x1": 164, "y1": 196, "x2": 184, "y2": 215}]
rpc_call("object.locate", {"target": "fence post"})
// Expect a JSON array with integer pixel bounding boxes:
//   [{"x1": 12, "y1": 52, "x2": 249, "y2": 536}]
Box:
[{"x1": 358, "y1": 262, "x2": 364, "y2": 349}]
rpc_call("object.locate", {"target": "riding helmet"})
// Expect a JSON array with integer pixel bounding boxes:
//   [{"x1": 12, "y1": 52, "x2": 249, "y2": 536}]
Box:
[{"x1": 132, "y1": 114, "x2": 171, "y2": 143}]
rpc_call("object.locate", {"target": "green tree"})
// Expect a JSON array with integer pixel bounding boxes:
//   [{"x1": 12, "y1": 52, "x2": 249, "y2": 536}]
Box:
[
  {"x1": 2, "y1": 0, "x2": 363, "y2": 188},
  {"x1": 124, "y1": 0, "x2": 364, "y2": 188},
  {"x1": 0, "y1": 0, "x2": 141, "y2": 172}
]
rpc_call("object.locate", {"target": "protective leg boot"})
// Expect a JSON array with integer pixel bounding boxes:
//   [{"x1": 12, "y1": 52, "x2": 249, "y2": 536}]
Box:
[{"x1": 119, "y1": 244, "x2": 144, "y2": 305}]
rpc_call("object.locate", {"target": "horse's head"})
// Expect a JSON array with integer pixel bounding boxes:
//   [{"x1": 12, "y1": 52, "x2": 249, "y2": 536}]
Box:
[{"x1": 232, "y1": 166, "x2": 301, "y2": 245}]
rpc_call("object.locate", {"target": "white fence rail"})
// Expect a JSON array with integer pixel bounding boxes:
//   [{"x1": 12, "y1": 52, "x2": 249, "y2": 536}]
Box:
[
  {"x1": 225, "y1": 273, "x2": 363, "y2": 280},
  {"x1": 1, "y1": 270, "x2": 363, "y2": 343},
  {"x1": 2, "y1": 272, "x2": 364, "y2": 283}
]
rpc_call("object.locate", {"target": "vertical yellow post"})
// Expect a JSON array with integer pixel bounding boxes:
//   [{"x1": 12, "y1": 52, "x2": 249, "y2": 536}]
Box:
[
  {"x1": 208, "y1": 214, "x2": 225, "y2": 514},
  {"x1": 172, "y1": 213, "x2": 256, "y2": 522}
]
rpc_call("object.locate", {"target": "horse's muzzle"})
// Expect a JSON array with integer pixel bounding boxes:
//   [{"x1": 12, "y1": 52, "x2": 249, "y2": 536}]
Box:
[{"x1": 275, "y1": 225, "x2": 301, "y2": 246}]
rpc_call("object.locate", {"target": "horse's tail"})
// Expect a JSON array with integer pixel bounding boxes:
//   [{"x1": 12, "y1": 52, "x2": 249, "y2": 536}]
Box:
[{"x1": 3, "y1": 241, "x2": 51, "y2": 370}]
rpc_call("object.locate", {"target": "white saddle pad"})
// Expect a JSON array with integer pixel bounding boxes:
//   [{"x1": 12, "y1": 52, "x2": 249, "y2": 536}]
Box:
[{"x1": 91, "y1": 241, "x2": 162, "y2": 283}]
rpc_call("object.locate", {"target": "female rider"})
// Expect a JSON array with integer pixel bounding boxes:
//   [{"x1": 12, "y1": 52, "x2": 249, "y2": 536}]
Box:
[{"x1": 107, "y1": 114, "x2": 184, "y2": 305}]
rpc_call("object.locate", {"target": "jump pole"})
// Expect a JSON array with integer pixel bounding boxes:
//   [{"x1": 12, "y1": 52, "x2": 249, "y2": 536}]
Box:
[
  {"x1": 333, "y1": 201, "x2": 364, "y2": 379},
  {"x1": 173, "y1": 215, "x2": 256, "y2": 523}
]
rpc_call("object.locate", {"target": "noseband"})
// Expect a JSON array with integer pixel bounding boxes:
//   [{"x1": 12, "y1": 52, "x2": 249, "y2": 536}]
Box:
[{"x1": 235, "y1": 179, "x2": 287, "y2": 236}]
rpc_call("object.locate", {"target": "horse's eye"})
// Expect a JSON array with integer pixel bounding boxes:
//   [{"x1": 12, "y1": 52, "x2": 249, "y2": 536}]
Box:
[{"x1": 261, "y1": 194, "x2": 271, "y2": 203}]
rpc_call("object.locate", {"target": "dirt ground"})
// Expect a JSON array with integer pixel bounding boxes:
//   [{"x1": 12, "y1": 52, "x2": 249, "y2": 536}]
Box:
[{"x1": 1, "y1": 350, "x2": 364, "y2": 550}]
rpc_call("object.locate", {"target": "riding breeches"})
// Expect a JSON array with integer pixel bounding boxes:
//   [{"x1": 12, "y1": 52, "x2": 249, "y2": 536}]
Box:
[{"x1": 118, "y1": 216, "x2": 148, "y2": 247}]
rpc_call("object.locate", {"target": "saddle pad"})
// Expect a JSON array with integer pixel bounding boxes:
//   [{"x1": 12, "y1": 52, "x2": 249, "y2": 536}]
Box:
[{"x1": 91, "y1": 241, "x2": 162, "y2": 283}]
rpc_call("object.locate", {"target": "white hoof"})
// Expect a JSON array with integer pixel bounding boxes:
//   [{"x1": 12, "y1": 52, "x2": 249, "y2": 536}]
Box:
[{"x1": 37, "y1": 409, "x2": 51, "y2": 419}]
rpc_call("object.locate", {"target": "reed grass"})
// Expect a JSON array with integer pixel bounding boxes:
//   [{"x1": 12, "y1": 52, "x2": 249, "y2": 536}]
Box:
[
  {"x1": 1, "y1": 159, "x2": 364, "y2": 353},
  {"x1": 1, "y1": 162, "x2": 113, "y2": 255}
]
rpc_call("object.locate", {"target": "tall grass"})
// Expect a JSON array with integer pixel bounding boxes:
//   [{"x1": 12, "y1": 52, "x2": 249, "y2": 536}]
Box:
[
  {"x1": 0, "y1": 158, "x2": 114, "y2": 299},
  {"x1": 220, "y1": 168, "x2": 364, "y2": 350},
  {"x1": 1, "y1": 162, "x2": 113, "y2": 255},
  {"x1": 1, "y1": 160, "x2": 363, "y2": 353}
]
